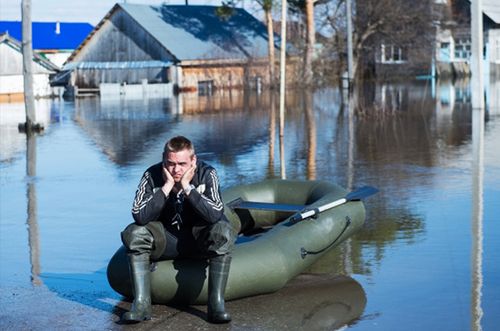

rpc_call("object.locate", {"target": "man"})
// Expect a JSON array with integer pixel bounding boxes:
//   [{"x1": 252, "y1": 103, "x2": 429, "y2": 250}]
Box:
[{"x1": 121, "y1": 136, "x2": 236, "y2": 324}]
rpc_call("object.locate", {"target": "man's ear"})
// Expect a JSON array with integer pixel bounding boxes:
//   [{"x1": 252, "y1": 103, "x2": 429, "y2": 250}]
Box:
[{"x1": 192, "y1": 154, "x2": 197, "y2": 164}]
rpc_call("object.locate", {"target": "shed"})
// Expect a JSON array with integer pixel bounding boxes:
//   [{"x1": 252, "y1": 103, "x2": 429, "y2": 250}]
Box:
[
  {"x1": 0, "y1": 33, "x2": 59, "y2": 102},
  {"x1": 62, "y1": 3, "x2": 284, "y2": 95}
]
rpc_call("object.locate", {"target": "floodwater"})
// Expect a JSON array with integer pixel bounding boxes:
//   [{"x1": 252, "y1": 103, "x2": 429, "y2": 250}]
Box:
[{"x1": 1, "y1": 79, "x2": 499, "y2": 330}]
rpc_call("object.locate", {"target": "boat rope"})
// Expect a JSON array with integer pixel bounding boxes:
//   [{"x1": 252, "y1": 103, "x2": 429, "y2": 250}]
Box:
[{"x1": 300, "y1": 216, "x2": 351, "y2": 259}]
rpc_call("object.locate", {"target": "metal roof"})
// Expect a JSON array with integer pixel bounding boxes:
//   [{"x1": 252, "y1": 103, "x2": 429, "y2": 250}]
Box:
[
  {"x1": 119, "y1": 4, "x2": 274, "y2": 61},
  {"x1": 0, "y1": 33, "x2": 59, "y2": 72},
  {"x1": 483, "y1": 0, "x2": 500, "y2": 24},
  {"x1": 0, "y1": 21, "x2": 93, "y2": 50},
  {"x1": 63, "y1": 60, "x2": 172, "y2": 70}
]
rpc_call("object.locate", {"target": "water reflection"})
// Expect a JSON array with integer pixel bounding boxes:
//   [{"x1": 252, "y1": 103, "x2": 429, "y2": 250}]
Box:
[
  {"x1": 0, "y1": 101, "x2": 51, "y2": 163},
  {"x1": 74, "y1": 92, "x2": 290, "y2": 168},
  {"x1": 1, "y1": 77, "x2": 499, "y2": 329},
  {"x1": 268, "y1": 91, "x2": 276, "y2": 178},
  {"x1": 232, "y1": 274, "x2": 366, "y2": 330},
  {"x1": 304, "y1": 90, "x2": 317, "y2": 180},
  {"x1": 471, "y1": 107, "x2": 484, "y2": 331},
  {"x1": 26, "y1": 131, "x2": 41, "y2": 285}
]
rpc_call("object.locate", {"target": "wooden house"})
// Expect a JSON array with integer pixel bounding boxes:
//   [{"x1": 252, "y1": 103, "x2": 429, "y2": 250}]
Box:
[
  {"x1": 61, "y1": 3, "x2": 286, "y2": 97},
  {"x1": 0, "y1": 33, "x2": 59, "y2": 102}
]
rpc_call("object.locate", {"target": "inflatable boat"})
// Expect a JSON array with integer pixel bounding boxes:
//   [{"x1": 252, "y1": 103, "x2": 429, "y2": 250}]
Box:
[{"x1": 107, "y1": 179, "x2": 375, "y2": 304}]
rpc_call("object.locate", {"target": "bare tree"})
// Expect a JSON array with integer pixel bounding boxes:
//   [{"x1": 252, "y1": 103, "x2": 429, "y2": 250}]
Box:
[
  {"x1": 315, "y1": 0, "x2": 434, "y2": 83},
  {"x1": 217, "y1": 0, "x2": 278, "y2": 87}
]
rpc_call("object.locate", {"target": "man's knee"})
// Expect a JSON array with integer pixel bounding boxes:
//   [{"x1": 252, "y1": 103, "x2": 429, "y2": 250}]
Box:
[
  {"x1": 121, "y1": 222, "x2": 167, "y2": 259},
  {"x1": 121, "y1": 223, "x2": 155, "y2": 254},
  {"x1": 199, "y1": 220, "x2": 237, "y2": 256}
]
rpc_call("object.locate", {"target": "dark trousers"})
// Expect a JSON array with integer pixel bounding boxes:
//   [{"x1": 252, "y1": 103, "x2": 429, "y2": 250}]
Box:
[{"x1": 121, "y1": 220, "x2": 236, "y2": 261}]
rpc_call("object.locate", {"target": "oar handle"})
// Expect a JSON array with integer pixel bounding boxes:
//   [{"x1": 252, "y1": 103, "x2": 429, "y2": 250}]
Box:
[{"x1": 293, "y1": 198, "x2": 347, "y2": 221}]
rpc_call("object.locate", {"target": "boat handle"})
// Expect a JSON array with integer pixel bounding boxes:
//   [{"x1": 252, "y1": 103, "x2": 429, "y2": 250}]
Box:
[{"x1": 300, "y1": 216, "x2": 351, "y2": 259}]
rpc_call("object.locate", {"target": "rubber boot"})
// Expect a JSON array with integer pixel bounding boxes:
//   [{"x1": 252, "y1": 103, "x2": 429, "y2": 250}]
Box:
[
  {"x1": 121, "y1": 254, "x2": 152, "y2": 323},
  {"x1": 207, "y1": 254, "x2": 232, "y2": 323}
]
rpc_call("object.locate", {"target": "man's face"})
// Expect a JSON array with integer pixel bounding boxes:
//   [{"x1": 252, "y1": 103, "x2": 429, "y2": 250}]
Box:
[{"x1": 164, "y1": 149, "x2": 196, "y2": 182}]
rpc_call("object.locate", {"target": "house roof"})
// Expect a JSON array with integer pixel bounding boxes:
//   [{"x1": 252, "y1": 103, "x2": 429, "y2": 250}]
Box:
[
  {"x1": 88, "y1": 4, "x2": 276, "y2": 62},
  {"x1": 0, "y1": 33, "x2": 59, "y2": 72},
  {"x1": 482, "y1": 0, "x2": 500, "y2": 24},
  {"x1": 0, "y1": 21, "x2": 93, "y2": 50},
  {"x1": 123, "y1": 4, "x2": 275, "y2": 60}
]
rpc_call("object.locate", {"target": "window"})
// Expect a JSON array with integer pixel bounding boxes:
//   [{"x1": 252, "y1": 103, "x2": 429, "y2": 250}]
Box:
[
  {"x1": 455, "y1": 38, "x2": 471, "y2": 60},
  {"x1": 380, "y1": 44, "x2": 407, "y2": 63},
  {"x1": 198, "y1": 80, "x2": 214, "y2": 96}
]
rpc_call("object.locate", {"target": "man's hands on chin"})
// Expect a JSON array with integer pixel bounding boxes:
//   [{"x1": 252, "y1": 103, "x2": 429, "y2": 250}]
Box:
[
  {"x1": 180, "y1": 164, "x2": 196, "y2": 194},
  {"x1": 161, "y1": 165, "x2": 175, "y2": 197}
]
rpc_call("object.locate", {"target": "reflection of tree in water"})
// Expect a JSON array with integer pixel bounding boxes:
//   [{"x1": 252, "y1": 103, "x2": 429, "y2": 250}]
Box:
[
  {"x1": 350, "y1": 202, "x2": 425, "y2": 275},
  {"x1": 352, "y1": 82, "x2": 472, "y2": 167},
  {"x1": 74, "y1": 92, "x2": 283, "y2": 168},
  {"x1": 307, "y1": 200, "x2": 425, "y2": 277},
  {"x1": 74, "y1": 98, "x2": 176, "y2": 166}
]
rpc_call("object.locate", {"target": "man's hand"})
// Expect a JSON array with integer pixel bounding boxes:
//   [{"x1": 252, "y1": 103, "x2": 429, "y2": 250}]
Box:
[
  {"x1": 161, "y1": 164, "x2": 175, "y2": 197},
  {"x1": 180, "y1": 164, "x2": 196, "y2": 193}
]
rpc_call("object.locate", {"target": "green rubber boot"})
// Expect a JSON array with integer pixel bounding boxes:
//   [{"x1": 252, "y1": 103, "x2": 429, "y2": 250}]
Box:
[
  {"x1": 207, "y1": 254, "x2": 232, "y2": 324},
  {"x1": 121, "y1": 254, "x2": 152, "y2": 323}
]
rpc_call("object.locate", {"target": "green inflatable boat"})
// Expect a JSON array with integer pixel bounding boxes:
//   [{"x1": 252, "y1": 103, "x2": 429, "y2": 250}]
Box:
[{"x1": 107, "y1": 179, "x2": 373, "y2": 304}]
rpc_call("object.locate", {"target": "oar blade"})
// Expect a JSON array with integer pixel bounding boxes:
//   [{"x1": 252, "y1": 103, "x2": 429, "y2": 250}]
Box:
[{"x1": 345, "y1": 186, "x2": 379, "y2": 201}]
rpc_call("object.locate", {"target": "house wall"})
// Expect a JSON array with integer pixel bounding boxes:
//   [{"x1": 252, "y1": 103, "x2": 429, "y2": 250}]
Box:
[
  {"x1": 44, "y1": 52, "x2": 70, "y2": 68},
  {"x1": 0, "y1": 74, "x2": 53, "y2": 100},
  {"x1": 0, "y1": 40, "x2": 56, "y2": 100},
  {"x1": 0, "y1": 42, "x2": 54, "y2": 75},
  {"x1": 179, "y1": 60, "x2": 299, "y2": 93},
  {"x1": 70, "y1": 66, "x2": 168, "y2": 88},
  {"x1": 375, "y1": 45, "x2": 434, "y2": 79},
  {"x1": 66, "y1": 8, "x2": 177, "y2": 88},
  {"x1": 487, "y1": 29, "x2": 500, "y2": 64},
  {"x1": 71, "y1": 10, "x2": 175, "y2": 64}
]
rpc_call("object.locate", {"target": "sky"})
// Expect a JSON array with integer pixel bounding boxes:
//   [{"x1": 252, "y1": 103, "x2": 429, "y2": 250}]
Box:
[{"x1": 0, "y1": 0, "x2": 261, "y2": 26}]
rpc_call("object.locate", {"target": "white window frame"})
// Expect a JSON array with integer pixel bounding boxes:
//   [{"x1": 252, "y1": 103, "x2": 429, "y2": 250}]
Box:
[{"x1": 380, "y1": 44, "x2": 407, "y2": 63}]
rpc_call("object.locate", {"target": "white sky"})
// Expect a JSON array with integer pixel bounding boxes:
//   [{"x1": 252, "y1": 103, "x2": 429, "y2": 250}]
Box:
[{"x1": 0, "y1": 0, "x2": 262, "y2": 26}]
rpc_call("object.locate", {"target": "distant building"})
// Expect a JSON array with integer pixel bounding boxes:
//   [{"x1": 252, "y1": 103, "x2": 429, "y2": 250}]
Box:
[
  {"x1": 0, "y1": 33, "x2": 59, "y2": 102},
  {"x1": 434, "y1": 0, "x2": 500, "y2": 78},
  {"x1": 370, "y1": 0, "x2": 500, "y2": 79},
  {"x1": 0, "y1": 21, "x2": 94, "y2": 67},
  {"x1": 60, "y1": 4, "x2": 286, "y2": 97}
]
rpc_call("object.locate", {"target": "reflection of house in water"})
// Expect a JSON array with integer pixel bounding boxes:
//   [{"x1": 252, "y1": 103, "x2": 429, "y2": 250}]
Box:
[
  {"x1": 435, "y1": 78, "x2": 500, "y2": 115},
  {"x1": 0, "y1": 100, "x2": 51, "y2": 162},
  {"x1": 59, "y1": 4, "x2": 286, "y2": 98},
  {"x1": 355, "y1": 82, "x2": 473, "y2": 169},
  {"x1": 74, "y1": 92, "x2": 277, "y2": 166}
]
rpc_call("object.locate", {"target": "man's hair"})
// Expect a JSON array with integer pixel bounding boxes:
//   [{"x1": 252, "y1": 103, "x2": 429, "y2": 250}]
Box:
[{"x1": 164, "y1": 136, "x2": 195, "y2": 156}]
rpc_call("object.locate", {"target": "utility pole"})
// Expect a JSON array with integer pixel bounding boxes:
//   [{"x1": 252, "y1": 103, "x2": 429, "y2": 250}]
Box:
[
  {"x1": 20, "y1": 0, "x2": 43, "y2": 133},
  {"x1": 471, "y1": 0, "x2": 484, "y2": 109}
]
